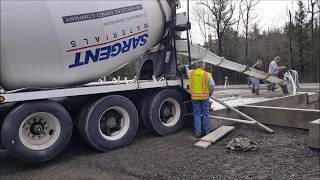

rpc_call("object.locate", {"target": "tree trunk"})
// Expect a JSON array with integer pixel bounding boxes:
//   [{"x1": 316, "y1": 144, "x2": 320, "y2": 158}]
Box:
[
  {"x1": 317, "y1": 11, "x2": 320, "y2": 82},
  {"x1": 299, "y1": 46, "x2": 304, "y2": 65},
  {"x1": 218, "y1": 37, "x2": 222, "y2": 56},
  {"x1": 245, "y1": 11, "x2": 249, "y2": 64},
  {"x1": 218, "y1": 33, "x2": 224, "y2": 85},
  {"x1": 288, "y1": 10, "x2": 293, "y2": 69},
  {"x1": 310, "y1": 3, "x2": 315, "y2": 82},
  {"x1": 217, "y1": 27, "x2": 222, "y2": 56}
]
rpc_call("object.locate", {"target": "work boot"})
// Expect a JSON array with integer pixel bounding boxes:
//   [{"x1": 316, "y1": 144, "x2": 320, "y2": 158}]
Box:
[
  {"x1": 267, "y1": 84, "x2": 271, "y2": 91},
  {"x1": 255, "y1": 89, "x2": 259, "y2": 95},
  {"x1": 205, "y1": 130, "x2": 213, "y2": 136},
  {"x1": 195, "y1": 134, "x2": 202, "y2": 139}
]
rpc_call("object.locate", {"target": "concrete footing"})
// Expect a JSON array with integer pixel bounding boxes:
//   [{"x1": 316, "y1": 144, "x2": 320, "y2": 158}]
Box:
[
  {"x1": 308, "y1": 119, "x2": 320, "y2": 149},
  {"x1": 308, "y1": 92, "x2": 320, "y2": 104},
  {"x1": 210, "y1": 93, "x2": 320, "y2": 130},
  {"x1": 250, "y1": 93, "x2": 319, "y2": 110},
  {"x1": 238, "y1": 105, "x2": 320, "y2": 129}
]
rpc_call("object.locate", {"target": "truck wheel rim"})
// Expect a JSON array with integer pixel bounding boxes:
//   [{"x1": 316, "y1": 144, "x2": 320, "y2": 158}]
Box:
[
  {"x1": 159, "y1": 98, "x2": 181, "y2": 127},
  {"x1": 99, "y1": 107, "x2": 130, "y2": 141},
  {"x1": 19, "y1": 112, "x2": 61, "y2": 150}
]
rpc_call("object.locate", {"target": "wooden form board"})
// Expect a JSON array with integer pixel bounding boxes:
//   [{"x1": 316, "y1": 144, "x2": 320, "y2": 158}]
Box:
[
  {"x1": 211, "y1": 116, "x2": 257, "y2": 124},
  {"x1": 195, "y1": 126, "x2": 235, "y2": 148}
]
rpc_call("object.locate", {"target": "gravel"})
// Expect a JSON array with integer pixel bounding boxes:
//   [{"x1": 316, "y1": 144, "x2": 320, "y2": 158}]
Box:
[{"x1": 1, "y1": 124, "x2": 319, "y2": 180}]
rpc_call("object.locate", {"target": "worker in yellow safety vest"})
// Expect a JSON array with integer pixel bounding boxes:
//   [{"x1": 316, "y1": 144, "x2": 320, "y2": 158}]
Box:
[{"x1": 188, "y1": 60, "x2": 215, "y2": 138}]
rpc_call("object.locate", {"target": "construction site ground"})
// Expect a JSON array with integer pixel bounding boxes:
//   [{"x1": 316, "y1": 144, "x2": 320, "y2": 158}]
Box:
[{"x1": 1, "y1": 84, "x2": 319, "y2": 180}]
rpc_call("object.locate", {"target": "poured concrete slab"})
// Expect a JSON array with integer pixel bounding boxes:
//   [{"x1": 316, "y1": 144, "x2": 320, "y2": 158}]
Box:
[{"x1": 308, "y1": 119, "x2": 320, "y2": 149}]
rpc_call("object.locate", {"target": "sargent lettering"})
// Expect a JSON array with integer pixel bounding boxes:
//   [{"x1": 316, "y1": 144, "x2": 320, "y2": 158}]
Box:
[{"x1": 69, "y1": 33, "x2": 148, "y2": 68}]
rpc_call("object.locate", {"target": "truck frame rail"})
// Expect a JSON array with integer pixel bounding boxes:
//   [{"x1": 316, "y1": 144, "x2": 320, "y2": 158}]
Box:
[{"x1": 0, "y1": 79, "x2": 181, "y2": 103}]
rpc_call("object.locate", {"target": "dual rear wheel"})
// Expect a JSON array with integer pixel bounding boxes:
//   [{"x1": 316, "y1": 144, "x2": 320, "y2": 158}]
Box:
[
  {"x1": 78, "y1": 95, "x2": 139, "y2": 151},
  {"x1": 78, "y1": 89, "x2": 185, "y2": 151},
  {"x1": 1, "y1": 89, "x2": 185, "y2": 162},
  {"x1": 140, "y1": 89, "x2": 185, "y2": 136}
]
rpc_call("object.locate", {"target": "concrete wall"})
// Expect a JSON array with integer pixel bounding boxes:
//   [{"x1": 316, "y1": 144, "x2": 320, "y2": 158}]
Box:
[
  {"x1": 250, "y1": 93, "x2": 319, "y2": 110},
  {"x1": 210, "y1": 109, "x2": 237, "y2": 129},
  {"x1": 239, "y1": 105, "x2": 320, "y2": 129},
  {"x1": 209, "y1": 92, "x2": 320, "y2": 130},
  {"x1": 308, "y1": 119, "x2": 320, "y2": 149}
]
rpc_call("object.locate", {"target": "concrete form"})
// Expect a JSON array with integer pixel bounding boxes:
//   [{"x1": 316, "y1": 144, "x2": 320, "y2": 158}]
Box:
[
  {"x1": 250, "y1": 93, "x2": 319, "y2": 110},
  {"x1": 238, "y1": 105, "x2": 319, "y2": 129},
  {"x1": 209, "y1": 92, "x2": 320, "y2": 150},
  {"x1": 210, "y1": 92, "x2": 320, "y2": 130},
  {"x1": 308, "y1": 92, "x2": 320, "y2": 105},
  {"x1": 308, "y1": 119, "x2": 320, "y2": 149}
]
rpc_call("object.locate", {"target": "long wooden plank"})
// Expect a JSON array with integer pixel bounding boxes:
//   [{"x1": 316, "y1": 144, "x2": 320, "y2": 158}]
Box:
[
  {"x1": 201, "y1": 126, "x2": 235, "y2": 141},
  {"x1": 210, "y1": 116, "x2": 257, "y2": 124},
  {"x1": 194, "y1": 141, "x2": 211, "y2": 148},
  {"x1": 195, "y1": 126, "x2": 235, "y2": 148}
]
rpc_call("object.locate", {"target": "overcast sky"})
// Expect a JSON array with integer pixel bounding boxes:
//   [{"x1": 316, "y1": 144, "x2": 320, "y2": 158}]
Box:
[{"x1": 177, "y1": 0, "x2": 301, "y2": 44}]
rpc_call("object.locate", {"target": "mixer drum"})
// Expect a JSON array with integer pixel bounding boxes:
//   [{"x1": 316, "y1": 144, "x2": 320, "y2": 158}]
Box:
[{"x1": 0, "y1": 1, "x2": 170, "y2": 90}]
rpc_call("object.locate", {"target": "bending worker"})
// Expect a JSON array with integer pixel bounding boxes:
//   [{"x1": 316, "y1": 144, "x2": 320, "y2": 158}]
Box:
[
  {"x1": 188, "y1": 60, "x2": 215, "y2": 138},
  {"x1": 250, "y1": 59, "x2": 264, "y2": 95},
  {"x1": 267, "y1": 56, "x2": 286, "y2": 91}
]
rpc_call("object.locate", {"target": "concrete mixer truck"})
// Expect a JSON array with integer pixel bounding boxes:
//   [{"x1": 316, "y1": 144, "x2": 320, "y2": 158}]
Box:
[{"x1": 0, "y1": 0, "x2": 294, "y2": 163}]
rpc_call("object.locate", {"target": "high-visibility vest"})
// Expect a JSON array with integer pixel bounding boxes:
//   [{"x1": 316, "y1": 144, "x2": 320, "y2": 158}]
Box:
[{"x1": 189, "y1": 69, "x2": 211, "y2": 100}]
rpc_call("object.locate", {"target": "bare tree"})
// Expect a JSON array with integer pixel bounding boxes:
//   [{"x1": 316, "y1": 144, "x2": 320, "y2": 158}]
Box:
[
  {"x1": 235, "y1": 0, "x2": 244, "y2": 32},
  {"x1": 307, "y1": 0, "x2": 320, "y2": 82},
  {"x1": 192, "y1": 4, "x2": 210, "y2": 45},
  {"x1": 240, "y1": 0, "x2": 260, "y2": 64},
  {"x1": 198, "y1": 0, "x2": 237, "y2": 56}
]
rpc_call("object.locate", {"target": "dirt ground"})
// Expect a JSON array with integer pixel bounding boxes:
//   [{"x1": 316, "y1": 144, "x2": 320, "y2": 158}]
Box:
[{"x1": 1, "y1": 124, "x2": 319, "y2": 180}]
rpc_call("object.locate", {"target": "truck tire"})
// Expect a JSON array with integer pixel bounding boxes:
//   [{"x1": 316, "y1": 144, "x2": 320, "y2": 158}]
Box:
[
  {"x1": 1, "y1": 101, "x2": 73, "y2": 163},
  {"x1": 139, "y1": 91, "x2": 157, "y2": 134},
  {"x1": 78, "y1": 95, "x2": 139, "y2": 151},
  {"x1": 146, "y1": 89, "x2": 185, "y2": 136}
]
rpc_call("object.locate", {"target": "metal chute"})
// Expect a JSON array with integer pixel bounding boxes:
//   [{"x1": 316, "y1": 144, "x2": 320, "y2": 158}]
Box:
[{"x1": 175, "y1": 39, "x2": 296, "y2": 94}]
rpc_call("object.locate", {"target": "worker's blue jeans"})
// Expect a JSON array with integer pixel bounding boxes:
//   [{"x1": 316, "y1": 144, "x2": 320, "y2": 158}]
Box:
[
  {"x1": 249, "y1": 76, "x2": 260, "y2": 90},
  {"x1": 192, "y1": 99, "x2": 212, "y2": 135}
]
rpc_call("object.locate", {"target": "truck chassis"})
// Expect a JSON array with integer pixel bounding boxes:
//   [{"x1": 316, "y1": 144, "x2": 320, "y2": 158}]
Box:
[{"x1": 0, "y1": 79, "x2": 190, "y2": 162}]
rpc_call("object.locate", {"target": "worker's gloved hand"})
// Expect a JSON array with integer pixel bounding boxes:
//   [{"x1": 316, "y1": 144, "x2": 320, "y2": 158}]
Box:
[
  {"x1": 209, "y1": 100, "x2": 213, "y2": 111},
  {"x1": 279, "y1": 66, "x2": 287, "y2": 70}
]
